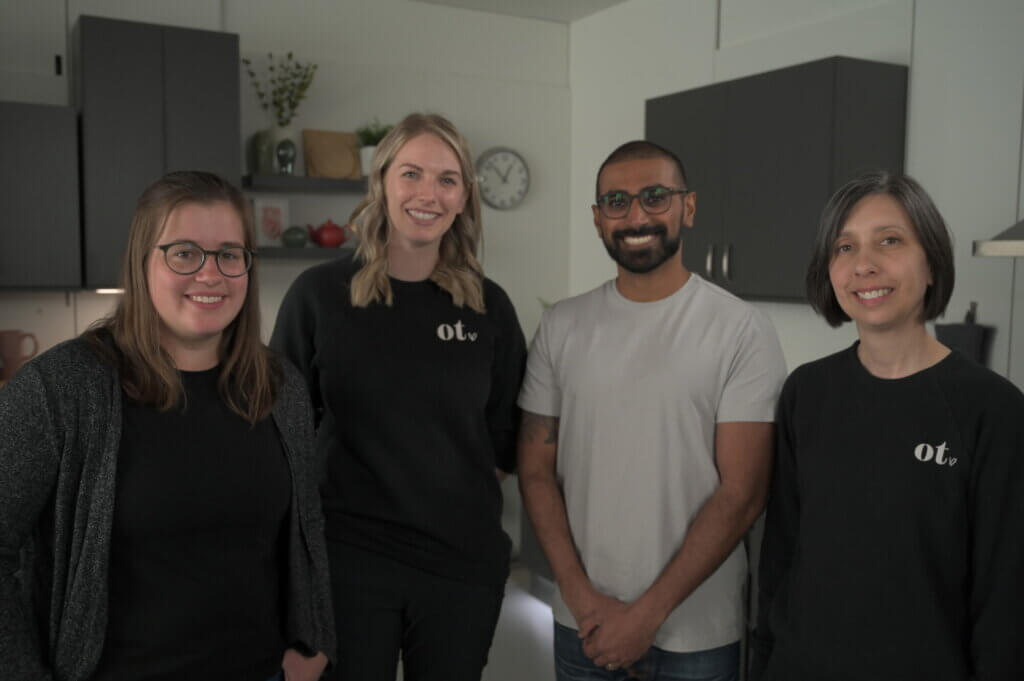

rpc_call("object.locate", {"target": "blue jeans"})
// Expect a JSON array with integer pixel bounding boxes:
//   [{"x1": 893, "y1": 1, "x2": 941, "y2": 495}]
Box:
[{"x1": 554, "y1": 622, "x2": 739, "y2": 681}]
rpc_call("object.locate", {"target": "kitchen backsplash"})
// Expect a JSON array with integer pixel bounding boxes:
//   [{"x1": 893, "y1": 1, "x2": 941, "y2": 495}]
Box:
[{"x1": 0, "y1": 291, "x2": 118, "y2": 355}]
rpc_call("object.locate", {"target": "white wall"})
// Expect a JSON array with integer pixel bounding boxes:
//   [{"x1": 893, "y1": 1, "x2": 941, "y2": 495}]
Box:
[
  {"x1": 906, "y1": 0, "x2": 1024, "y2": 379},
  {"x1": 568, "y1": 0, "x2": 717, "y2": 302},
  {"x1": 569, "y1": 0, "x2": 1024, "y2": 377},
  {"x1": 228, "y1": 0, "x2": 571, "y2": 341},
  {"x1": 0, "y1": 0, "x2": 570, "y2": 354}
]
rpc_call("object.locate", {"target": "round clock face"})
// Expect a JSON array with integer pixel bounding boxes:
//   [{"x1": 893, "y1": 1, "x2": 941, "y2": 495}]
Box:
[{"x1": 477, "y1": 147, "x2": 529, "y2": 210}]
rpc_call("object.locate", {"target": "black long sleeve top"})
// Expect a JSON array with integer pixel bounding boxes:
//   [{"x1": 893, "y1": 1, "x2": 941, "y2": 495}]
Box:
[
  {"x1": 271, "y1": 255, "x2": 526, "y2": 587},
  {"x1": 753, "y1": 344, "x2": 1024, "y2": 681}
]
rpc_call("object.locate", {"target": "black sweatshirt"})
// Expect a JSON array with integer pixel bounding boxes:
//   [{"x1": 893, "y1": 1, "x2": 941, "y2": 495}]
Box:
[
  {"x1": 753, "y1": 344, "x2": 1024, "y2": 681},
  {"x1": 271, "y1": 255, "x2": 526, "y2": 587}
]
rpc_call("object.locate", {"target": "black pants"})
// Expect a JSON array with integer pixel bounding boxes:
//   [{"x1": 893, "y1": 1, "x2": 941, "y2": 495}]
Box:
[{"x1": 324, "y1": 541, "x2": 504, "y2": 681}]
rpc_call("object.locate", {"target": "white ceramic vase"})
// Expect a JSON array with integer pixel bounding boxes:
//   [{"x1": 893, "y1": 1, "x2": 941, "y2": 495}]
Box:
[{"x1": 360, "y1": 145, "x2": 377, "y2": 177}]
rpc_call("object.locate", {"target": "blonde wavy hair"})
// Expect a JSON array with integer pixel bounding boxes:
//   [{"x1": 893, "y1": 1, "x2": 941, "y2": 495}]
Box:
[
  {"x1": 85, "y1": 171, "x2": 278, "y2": 423},
  {"x1": 350, "y1": 112, "x2": 486, "y2": 312}
]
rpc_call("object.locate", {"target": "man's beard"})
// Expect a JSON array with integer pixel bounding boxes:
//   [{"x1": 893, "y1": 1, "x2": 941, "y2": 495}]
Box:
[{"x1": 602, "y1": 223, "x2": 681, "y2": 274}]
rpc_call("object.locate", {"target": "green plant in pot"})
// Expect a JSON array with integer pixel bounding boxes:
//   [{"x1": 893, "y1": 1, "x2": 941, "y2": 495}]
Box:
[
  {"x1": 243, "y1": 52, "x2": 318, "y2": 175},
  {"x1": 355, "y1": 119, "x2": 393, "y2": 176}
]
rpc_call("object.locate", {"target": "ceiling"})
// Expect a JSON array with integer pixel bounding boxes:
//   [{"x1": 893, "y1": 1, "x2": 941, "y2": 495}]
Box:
[{"x1": 410, "y1": 0, "x2": 629, "y2": 23}]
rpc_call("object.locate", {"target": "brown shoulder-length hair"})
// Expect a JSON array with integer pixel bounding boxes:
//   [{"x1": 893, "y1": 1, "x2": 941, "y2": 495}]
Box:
[
  {"x1": 84, "y1": 170, "x2": 279, "y2": 423},
  {"x1": 349, "y1": 112, "x2": 486, "y2": 312},
  {"x1": 806, "y1": 169, "x2": 955, "y2": 327}
]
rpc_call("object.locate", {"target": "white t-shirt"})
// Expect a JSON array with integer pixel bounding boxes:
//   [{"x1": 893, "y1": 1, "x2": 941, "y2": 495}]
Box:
[{"x1": 518, "y1": 274, "x2": 786, "y2": 653}]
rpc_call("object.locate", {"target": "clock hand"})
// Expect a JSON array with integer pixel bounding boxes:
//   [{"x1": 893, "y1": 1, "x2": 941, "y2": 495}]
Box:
[{"x1": 499, "y1": 162, "x2": 513, "y2": 183}]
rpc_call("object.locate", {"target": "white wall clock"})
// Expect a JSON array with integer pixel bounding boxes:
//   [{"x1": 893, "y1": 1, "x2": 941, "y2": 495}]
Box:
[{"x1": 477, "y1": 147, "x2": 530, "y2": 210}]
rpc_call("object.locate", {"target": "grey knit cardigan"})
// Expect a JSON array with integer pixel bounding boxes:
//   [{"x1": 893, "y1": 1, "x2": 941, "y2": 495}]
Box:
[{"x1": 0, "y1": 338, "x2": 336, "y2": 681}]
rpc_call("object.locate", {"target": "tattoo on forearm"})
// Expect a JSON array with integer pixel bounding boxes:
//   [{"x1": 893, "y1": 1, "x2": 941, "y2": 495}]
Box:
[{"x1": 522, "y1": 411, "x2": 560, "y2": 445}]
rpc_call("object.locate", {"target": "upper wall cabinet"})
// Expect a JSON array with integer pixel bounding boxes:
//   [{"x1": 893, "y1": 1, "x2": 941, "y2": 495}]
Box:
[
  {"x1": 72, "y1": 16, "x2": 240, "y2": 289},
  {"x1": 646, "y1": 56, "x2": 907, "y2": 301},
  {"x1": 0, "y1": 102, "x2": 80, "y2": 287}
]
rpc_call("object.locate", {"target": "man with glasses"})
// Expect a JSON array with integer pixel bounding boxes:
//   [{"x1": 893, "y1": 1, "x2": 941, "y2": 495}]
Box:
[{"x1": 518, "y1": 141, "x2": 786, "y2": 681}]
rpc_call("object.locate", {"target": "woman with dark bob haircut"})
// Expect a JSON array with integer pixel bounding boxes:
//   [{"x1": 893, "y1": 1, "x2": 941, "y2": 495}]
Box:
[
  {"x1": 0, "y1": 171, "x2": 333, "y2": 681},
  {"x1": 752, "y1": 170, "x2": 1024, "y2": 681}
]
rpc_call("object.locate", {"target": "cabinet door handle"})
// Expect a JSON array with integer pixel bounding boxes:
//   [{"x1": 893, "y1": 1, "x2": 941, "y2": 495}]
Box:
[
  {"x1": 722, "y1": 244, "x2": 732, "y2": 281},
  {"x1": 705, "y1": 244, "x2": 715, "y2": 279}
]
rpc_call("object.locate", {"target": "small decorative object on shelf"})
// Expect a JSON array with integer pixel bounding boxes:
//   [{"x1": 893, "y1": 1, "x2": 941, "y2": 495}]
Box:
[
  {"x1": 252, "y1": 197, "x2": 289, "y2": 246},
  {"x1": 282, "y1": 225, "x2": 309, "y2": 248},
  {"x1": 308, "y1": 219, "x2": 347, "y2": 248},
  {"x1": 303, "y1": 129, "x2": 361, "y2": 180},
  {"x1": 355, "y1": 118, "x2": 393, "y2": 176},
  {"x1": 242, "y1": 52, "x2": 318, "y2": 176},
  {"x1": 275, "y1": 138, "x2": 297, "y2": 175}
]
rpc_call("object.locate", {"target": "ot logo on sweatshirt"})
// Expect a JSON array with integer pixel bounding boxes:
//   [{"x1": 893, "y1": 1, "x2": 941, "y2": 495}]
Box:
[
  {"x1": 437, "y1": 321, "x2": 478, "y2": 342},
  {"x1": 913, "y1": 441, "x2": 957, "y2": 467}
]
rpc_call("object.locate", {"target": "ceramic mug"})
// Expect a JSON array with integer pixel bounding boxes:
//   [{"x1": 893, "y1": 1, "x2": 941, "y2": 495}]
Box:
[{"x1": 0, "y1": 330, "x2": 39, "y2": 381}]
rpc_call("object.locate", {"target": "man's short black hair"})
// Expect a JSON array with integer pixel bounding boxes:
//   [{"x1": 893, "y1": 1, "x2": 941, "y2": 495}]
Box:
[
  {"x1": 595, "y1": 141, "x2": 689, "y2": 200},
  {"x1": 807, "y1": 169, "x2": 955, "y2": 327}
]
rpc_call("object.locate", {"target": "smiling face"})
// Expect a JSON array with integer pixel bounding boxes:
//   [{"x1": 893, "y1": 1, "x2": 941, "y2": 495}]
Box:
[
  {"x1": 383, "y1": 133, "x2": 467, "y2": 253},
  {"x1": 146, "y1": 200, "x2": 248, "y2": 367},
  {"x1": 828, "y1": 193, "x2": 933, "y2": 336},
  {"x1": 592, "y1": 157, "x2": 695, "y2": 275}
]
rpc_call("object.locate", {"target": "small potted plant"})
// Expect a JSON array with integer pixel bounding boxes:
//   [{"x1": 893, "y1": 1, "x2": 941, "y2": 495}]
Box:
[
  {"x1": 355, "y1": 119, "x2": 393, "y2": 176},
  {"x1": 242, "y1": 52, "x2": 318, "y2": 175}
]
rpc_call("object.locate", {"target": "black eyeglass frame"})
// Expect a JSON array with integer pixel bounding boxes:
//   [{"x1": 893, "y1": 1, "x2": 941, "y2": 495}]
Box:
[
  {"x1": 595, "y1": 185, "x2": 692, "y2": 219},
  {"x1": 155, "y1": 240, "x2": 255, "y2": 278}
]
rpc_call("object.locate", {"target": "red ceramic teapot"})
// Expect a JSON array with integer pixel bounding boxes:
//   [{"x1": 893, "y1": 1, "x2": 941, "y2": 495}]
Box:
[{"x1": 308, "y1": 219, "x2": 347, "y2": 248}]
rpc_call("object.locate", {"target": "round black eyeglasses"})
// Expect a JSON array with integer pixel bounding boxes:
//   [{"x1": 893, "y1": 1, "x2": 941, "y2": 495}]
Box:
[
  {"x1": 596, "y1": 185, "x2": 692, "y2": 219},
  {"x1": 156, "y1": 241, "x2": 254, "y2": 277}
]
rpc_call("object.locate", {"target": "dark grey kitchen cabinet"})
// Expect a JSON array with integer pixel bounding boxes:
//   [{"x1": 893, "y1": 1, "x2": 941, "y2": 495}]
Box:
[
  {"x1": 0, "y1": 102, "x2": 81, "y2": 287},
  {"x1": 648, "y1": 77, "x2": 727, "y2": 297},
  {"x1": 163, "y1": 27, "x2": 240, "y2": 177},
  {"x1": 646, "y1": 56, "x2": 907, "y2": 301},
  {"x1": 73, "y1": 16, "x2": 240, "y2": 289}
]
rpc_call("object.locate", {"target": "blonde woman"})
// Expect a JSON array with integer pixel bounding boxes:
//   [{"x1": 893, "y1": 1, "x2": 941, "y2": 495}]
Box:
[
  {"x1": 0, "y1": 171, "x2": 333, "y2": 681},
  {"x1": 272, "y1": 113, "x2": 526, "y2": 681}
]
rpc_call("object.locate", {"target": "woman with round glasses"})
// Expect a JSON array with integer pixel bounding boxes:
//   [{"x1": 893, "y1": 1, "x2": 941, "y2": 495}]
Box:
[
  {"x1": 752, "y1": 170, "x2": 1024, "y2": 680},
  {"x1": 272, "y1": 113, "x2": 527, "y2": 681},
  {"x1": 0, "y1": 171, "x2": 334, "y2": 681}
]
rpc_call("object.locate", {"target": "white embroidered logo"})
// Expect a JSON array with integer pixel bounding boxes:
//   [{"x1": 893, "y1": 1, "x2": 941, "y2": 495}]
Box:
[
  {"x1": 436, "y1": 321, "x2": 478, "y2": 342},
  {"x1": 913, "y1": 441, "x2": 957, "y2": 467}
]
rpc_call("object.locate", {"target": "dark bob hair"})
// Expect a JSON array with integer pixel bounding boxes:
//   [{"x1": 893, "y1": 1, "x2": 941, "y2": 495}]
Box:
[{"x1": 806, "y1": 169, "x2": 954, "y2": 327}]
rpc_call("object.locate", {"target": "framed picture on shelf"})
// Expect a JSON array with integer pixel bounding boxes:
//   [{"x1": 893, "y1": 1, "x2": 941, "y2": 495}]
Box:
[{"x1": 252, "y1": 197, "x2": 289, "y2": 247}]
